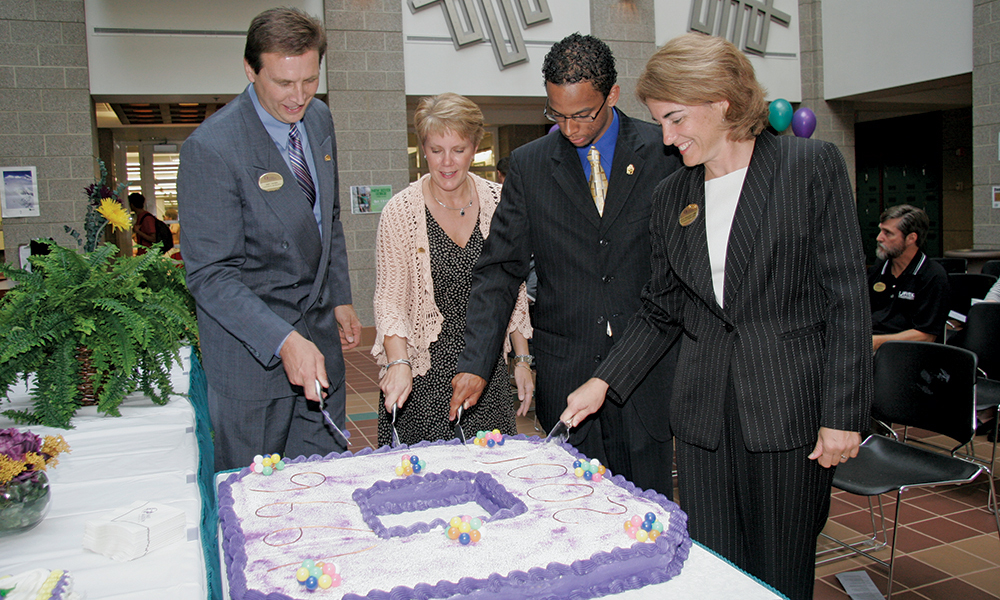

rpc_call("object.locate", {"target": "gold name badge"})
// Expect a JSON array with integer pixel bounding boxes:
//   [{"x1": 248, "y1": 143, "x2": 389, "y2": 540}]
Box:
[
  {"x1": 679, "y1": 203, "x2": 699, "y2": 227},
  {"x1": 258, "y1": 172, "x2": 283, "y2": 191},
  {"x1": 873, "y1": 282, "x2": 886, "y2": 293}
]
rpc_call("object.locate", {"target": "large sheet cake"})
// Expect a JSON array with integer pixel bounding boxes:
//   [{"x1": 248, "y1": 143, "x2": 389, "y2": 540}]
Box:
[{"x1": 218, "y1": 435, "x2": 690, "y2": 599}]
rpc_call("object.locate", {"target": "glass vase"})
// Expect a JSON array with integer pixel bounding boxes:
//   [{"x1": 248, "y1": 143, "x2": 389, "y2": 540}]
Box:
[{"x1": 0, "y1": 471, "x2": 51, "y2": 537}]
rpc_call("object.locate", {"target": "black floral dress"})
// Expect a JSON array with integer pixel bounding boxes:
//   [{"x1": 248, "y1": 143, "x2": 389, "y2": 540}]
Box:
[{"x1": 377, "y1": 208, "x2": 516, "y2": 447}]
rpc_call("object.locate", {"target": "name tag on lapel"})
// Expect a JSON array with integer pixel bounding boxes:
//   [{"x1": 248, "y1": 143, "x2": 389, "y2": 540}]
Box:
[
  {"x1": 258, "y1": 172, "x2": 283, "y2": 191},
  {"x1": 679, "y1": 203, "x2": 699, "y2": 227}
]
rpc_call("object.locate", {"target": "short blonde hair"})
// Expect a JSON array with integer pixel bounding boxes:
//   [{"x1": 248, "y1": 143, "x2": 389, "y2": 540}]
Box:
[
  {"x1": 413, "y1": 93, "x2": 485, "y2": 149},
  {"x1": 636, "y1": 33, "x2": 768, "y2": 142}
]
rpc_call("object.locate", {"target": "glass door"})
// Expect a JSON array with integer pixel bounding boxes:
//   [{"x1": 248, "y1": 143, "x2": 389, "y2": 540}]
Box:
[{"x1": 125, "y1": 142, "x2": 181, "y2": 253}]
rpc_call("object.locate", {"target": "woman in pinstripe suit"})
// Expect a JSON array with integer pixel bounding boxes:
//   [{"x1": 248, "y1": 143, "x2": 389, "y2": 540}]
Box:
[{"x1": 562, "y1": 33, "x2": 873, "y2": 599}]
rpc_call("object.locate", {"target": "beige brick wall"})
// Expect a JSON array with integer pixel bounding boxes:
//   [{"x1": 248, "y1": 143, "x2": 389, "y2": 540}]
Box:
[
  {"x1": 973, "y1": 0, "x2": 1000, "y2": 248},
  {"x1": 798, "y1": 0, "x2": 857, "y2": 191},
  {"x1": 326, "y1": 0, "x2": 409, "y2": 327},
  {"x1": 0, "y1": 0, "x2": 97, "y2": 266}
]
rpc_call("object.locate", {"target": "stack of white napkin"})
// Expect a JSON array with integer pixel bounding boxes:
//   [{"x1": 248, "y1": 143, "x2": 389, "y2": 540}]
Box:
[{"x1": 83, "y1": 501, "x2": 186, "y2": 561}]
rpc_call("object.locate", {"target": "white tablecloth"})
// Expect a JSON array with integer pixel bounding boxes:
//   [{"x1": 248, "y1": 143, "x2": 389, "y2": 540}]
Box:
[{"x1": 0, "y1": 350, "x2": 208, "y2": 600}]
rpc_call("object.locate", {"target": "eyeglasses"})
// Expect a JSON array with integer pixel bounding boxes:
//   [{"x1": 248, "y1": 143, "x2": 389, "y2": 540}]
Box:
[{"x1": 543, "y1": 95, "x2": 608, "y2": 123}]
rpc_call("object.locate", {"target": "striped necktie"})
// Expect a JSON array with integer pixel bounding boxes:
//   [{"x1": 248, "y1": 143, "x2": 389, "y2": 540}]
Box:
[
  {"x1": 588, "y1": 145, "x2": 607, "y2": 216},
  {"x1": 288, "y1": 122, "x2": 316, "y2": 207}
]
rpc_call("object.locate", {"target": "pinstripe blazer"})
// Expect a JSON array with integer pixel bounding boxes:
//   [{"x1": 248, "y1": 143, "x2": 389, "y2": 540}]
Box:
[
  {"x1": 179, "y1": 88, "x2": 352, "y2": 401},
  {"x1": 458, "y1": 110, "x2": 681, "y2": 440},
  {"x1": 596, "y1": 131, "x2": 873, "y2": 452}
]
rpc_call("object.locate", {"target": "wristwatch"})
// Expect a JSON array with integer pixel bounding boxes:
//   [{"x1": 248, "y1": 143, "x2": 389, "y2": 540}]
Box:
[{"x1": 513, "y1": 354, "x2": 534, "y2": 367}]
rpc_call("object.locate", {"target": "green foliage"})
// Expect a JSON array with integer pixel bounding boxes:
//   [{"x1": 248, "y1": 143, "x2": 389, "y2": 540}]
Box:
[{"x1": 0, "y1": 242, "x2": 199, "y2": 428}]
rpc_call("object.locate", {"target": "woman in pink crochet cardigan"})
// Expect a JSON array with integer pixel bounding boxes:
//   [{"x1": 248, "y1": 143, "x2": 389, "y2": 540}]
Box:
[{"x1": 372, "y1": 93, "x2": 533, "y2": 447}]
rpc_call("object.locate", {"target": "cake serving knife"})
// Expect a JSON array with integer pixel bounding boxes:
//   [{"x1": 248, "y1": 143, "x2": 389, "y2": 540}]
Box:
[
  {"x1": 389, "y1": 403, "x2": 402, "y2": 448},
  {"x1": 316, "y1": 380, "x2": 351, "y2": 447},
  {"x1": 543, "y1": 420, "x2": 569, "y2": 445},
  {"x1": 454, "y1": 405, "x2": 467, "y2": 444}
]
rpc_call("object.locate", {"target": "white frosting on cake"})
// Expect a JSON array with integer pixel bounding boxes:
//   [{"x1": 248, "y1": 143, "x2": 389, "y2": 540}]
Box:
[
  {"x1": 0, "y1": 569, "x2": 79, "y2": 600},
  {"x1": 219, "y1": 436, "x2": 690, "y2": 600}
]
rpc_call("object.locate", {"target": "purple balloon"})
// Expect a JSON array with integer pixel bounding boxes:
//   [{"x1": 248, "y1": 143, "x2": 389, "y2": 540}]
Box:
[{"x1": 791, "y1": 107, "x2": 817, "y2": 138}]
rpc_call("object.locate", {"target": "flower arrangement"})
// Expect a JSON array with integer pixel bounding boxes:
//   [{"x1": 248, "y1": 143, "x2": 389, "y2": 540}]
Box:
[
  {"x1": 0, "y1": 427, "x2": 69, "y2": 536},
  {"x1": 0, "y1": 242, "x2": 199, "y2": 428},
  {"x1": 0, "y1": 159, "x2": 199, "y2": 429},
  {"x1": 0, "y1": 428, "x2": 69, "y2": 488},
  {"x1": 65, "y1": 159, "x2": 130, "y2": 252}
]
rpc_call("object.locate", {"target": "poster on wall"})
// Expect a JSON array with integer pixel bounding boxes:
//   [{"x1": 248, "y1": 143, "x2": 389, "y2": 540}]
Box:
[
  {"x1": 350, "y1": 185, "x2": 392, "y2": 214},
  {"x1": 1, "y1": 166, "x2": 40, "y2": 218}
]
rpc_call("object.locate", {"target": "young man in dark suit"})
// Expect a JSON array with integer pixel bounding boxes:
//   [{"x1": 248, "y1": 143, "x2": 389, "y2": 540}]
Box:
[
  {"x1": 451, "y1": 34, "x2": 681, "y2": 495},
  {"x1": 179, "y1": 8, "x2": 361, "y2": 471}
]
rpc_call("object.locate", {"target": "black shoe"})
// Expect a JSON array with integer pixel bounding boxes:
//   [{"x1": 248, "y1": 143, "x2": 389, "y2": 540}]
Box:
[{"x1": 977, "y1": 416, "x2": 997, "y2": 437}]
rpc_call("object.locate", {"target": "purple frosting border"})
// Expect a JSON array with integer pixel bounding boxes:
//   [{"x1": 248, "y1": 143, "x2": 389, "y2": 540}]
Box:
[
  {"x1": 52, "y1": 571, "x2": 70, "y2": 600},
  {"x1": 352, "y1": 469, "x2": 528, "y2": 540},
  {"x1": 218, "y1": 435, "x2": 690, "y2": 600}
]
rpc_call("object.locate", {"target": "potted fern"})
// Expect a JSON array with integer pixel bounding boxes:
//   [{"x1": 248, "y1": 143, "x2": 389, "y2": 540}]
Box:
[{"x1": 0, "y1": 163, "x2": 198, "y2": 428}]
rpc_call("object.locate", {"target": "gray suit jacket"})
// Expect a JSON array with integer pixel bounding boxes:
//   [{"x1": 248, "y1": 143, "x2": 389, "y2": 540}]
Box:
[
  {"x1": 179, "y1": 87, "x2": 351, "y2": 401},
  {"x1": 458, "y1": 110, "x2": 681, "y2": 441},
  {"x1": 597, "y1": 131, "x2": 873, "y2": 452}
]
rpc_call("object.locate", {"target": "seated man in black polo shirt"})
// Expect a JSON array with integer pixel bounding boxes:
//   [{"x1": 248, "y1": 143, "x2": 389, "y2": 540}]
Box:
[{"x1": 869, "y1": 204, "x2": 950, "y2": 352}]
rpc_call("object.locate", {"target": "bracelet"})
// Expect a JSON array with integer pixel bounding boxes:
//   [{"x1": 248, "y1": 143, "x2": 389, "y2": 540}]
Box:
[
  {"x1": 513, "y1": 354, "x2": 533, "y2": 366},
  {"x1": 384, "y1": 358, "x2": 411, "y2": 369},
  {"x1": 515, "y1": 362, "x2": 532, "y2": 370}
]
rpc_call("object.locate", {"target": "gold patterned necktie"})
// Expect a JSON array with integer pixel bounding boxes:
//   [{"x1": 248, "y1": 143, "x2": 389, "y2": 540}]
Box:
[{"x1": 588, "y1": 145, "x2": 607, "y2": 216}]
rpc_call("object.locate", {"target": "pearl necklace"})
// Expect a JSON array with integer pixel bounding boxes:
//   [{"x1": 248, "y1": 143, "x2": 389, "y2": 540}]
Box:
[{"x1": 430, "y1": 177, "x2": 473, "y2": 217}]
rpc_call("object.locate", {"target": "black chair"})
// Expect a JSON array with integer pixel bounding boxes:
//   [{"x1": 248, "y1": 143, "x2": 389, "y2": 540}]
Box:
[
  {"x1": 951, "y1": 302, "x2": 1000, "y2": 479},
  {"x1": 931, "y1": 256, "x2": 967, "y2": 274},
  {"x1": 982, "y1": 260, "x2": 1000, "y2": 278},
  {"x1": 959, "y1": 302, "x2": 1000, "y2": 377},
  {"x1": 818, "y1": 341, "x2": 998, "y2": 599},
  {"x1": 947, "y1": 273, "x2": 997, "y2": 320}
]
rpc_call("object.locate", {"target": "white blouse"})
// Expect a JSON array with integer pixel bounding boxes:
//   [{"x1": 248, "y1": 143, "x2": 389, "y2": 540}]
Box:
[{"x1": 704, "y1": 167, "x2": 748, "y2": 308}]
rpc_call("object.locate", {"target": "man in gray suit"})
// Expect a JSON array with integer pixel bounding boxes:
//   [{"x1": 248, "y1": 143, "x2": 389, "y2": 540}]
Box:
[
  {"x1": 451, "y1": 34, "x2": 681, "y2": 495},
  {"x1": 179, "y1": 7, "x2": 361, "y2": 471}
]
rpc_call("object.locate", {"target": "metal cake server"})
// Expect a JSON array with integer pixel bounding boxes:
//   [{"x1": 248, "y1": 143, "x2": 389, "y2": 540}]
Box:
[
  {"x1": 454, "y1": 404, "x2": 467, "y2": 444},
  {"x1": 316, "y1": 380, "x2": 351, "y2": 447},
  {"x1": 543, "y1": 419, "x2": 569, "y2": 445},
  {"x1": 389, "y1": 402, "x2": 402, "y2": 448}
]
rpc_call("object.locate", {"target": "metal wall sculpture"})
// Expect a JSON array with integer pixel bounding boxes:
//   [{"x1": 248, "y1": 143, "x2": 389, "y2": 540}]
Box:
[
  {"x1": 689, "y1": 0, "x2": 791, "y2": 56},
  {"x1": 409, "y1": 0, "x2": 552, "y2": 70}
]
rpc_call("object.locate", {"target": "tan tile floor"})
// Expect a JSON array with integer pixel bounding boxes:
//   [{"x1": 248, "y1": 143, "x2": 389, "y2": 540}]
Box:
[{"x1": 342, "y1": 346, "x2": 1000, "y2": 599}]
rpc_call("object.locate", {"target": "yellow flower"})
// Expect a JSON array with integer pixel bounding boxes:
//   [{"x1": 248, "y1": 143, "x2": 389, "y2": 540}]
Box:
[
  {"x1": 96, "y1": 197, "x2": 131, "y2": 232},
  {"x1": 0, "y1": 455, "x2": 26, "y2": 486},
  {"x1": 23, "y1": 452, "x2": 45, "y2": 473},
  {"x1": 40, "y1": 435, "x2": 70, "y2": 467}
]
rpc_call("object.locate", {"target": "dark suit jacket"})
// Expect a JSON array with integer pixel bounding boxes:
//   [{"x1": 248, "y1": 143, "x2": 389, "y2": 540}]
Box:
[
  {"x1": 458, "y1": 110, "x2": 681, "y2": 441},
  {"x1": 596, "y1": 131, "x2": 873, "y2": 452},
  {"x1": 179, "y1": 87, "x2": 352, "y2": 401}
]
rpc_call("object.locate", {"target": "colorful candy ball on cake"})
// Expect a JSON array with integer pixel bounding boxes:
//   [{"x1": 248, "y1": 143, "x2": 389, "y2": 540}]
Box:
[
  {"x1": 295, "y1": 560, "x2": 341, "y2": 589},
  {"x1": 252, "y1": 453, "x2": 283, "y2": 475},
  {"x1": 447, "y1": 515, "x2": 482, "y2": 544},
  {"x1": 395, "y1": 455, "x2": 423, "y2": 477},
  {"x1": 572, "y1": 457, "x2": 603, "y2": 479},
  {"x1": 624, "y1": 513, "x2": 663, "y2": 543},
  {"x1": 473, "y1": 430, "x2": 504, "y2": 447}
]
